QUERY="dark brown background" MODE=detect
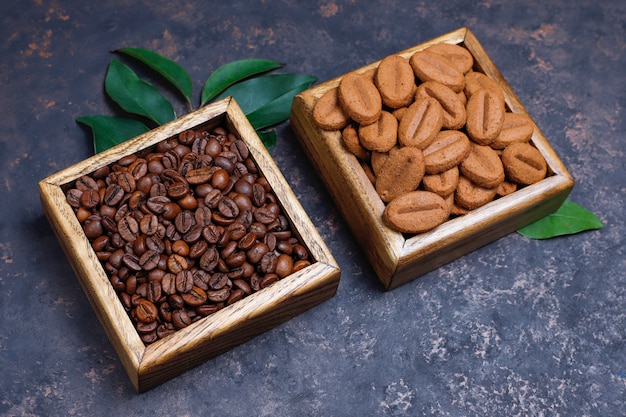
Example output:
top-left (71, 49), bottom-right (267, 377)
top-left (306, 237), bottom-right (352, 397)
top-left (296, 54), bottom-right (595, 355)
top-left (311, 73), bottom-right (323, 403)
top-left (1, 0), bottom-right (624, 415)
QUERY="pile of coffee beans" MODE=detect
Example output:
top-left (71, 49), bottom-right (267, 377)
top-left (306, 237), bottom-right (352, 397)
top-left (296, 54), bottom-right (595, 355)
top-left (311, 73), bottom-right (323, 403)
top-left (66, 125), bottom-right (312, 344)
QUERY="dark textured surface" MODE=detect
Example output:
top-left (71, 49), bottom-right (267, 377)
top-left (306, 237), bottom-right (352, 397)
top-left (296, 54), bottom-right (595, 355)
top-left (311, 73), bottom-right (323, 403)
top-left (1, 1), bottom-right (625, 415)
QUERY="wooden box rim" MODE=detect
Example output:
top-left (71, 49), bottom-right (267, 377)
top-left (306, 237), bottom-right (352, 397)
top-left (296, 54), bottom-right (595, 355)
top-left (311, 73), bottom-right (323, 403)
top-left (291, 27), bottom-right (574, 290)
top-left (39, 97), bottom-right (340, 392)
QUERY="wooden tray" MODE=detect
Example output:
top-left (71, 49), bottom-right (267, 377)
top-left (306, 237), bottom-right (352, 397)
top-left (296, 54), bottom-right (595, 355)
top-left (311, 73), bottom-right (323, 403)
top-left (39, 98), bottom-right (340, 392)
top-left (290, 27), bottom-right (574, 290)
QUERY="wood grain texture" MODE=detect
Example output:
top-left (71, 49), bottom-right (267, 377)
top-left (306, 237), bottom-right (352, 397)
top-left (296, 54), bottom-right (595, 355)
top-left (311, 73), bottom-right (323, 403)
top-left (39, 98), bottom-right (340, 392)
top-left (290, 27), bottom-right (574, 290)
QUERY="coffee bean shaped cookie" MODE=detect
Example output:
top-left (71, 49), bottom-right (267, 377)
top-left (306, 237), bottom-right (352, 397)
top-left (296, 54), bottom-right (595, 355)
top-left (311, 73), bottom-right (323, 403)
top-left (415, 81), bottom-right (466, 130)
top-left (358, 110), bottom-right (398, 152)
top-left (490, 112), bottom-right (534, 149)
top-left (312, 87), bottom-right (350, 130)
top-left (410, 50), bottom-right (465, 93)
top-left (375, 55), bottom-right (416, 109)
top-left (341, 123), bottom-right (369, 160)
top-left (466, 88), bottom-right (505, 145)
top-left (501, 142), bottom-right (547, 185)
top-left (423, 130), bottom-right (471, 174)
top-left (454, 175), bottom-right (498, 210)
top-left (338, 72), bottom-right (382, 125)
top-left (426, 43), bottom-right (474, 74)
top-left (464, 71), bottom-right (505, 103)
top-left (375, 146), bottom-right (425, 203)
top-left (459, 143), bottom-right (505, 189)
top-left (383, 190), bottom-right (449, 234)
top-left (397, 97), bottom-right (444, 149)
top-left (422, 166), bottom-right (459, 197)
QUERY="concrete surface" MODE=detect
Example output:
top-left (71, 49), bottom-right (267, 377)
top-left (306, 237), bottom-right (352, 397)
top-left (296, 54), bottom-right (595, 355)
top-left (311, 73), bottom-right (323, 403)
top-left (1, 1), bottom-right (624, 416)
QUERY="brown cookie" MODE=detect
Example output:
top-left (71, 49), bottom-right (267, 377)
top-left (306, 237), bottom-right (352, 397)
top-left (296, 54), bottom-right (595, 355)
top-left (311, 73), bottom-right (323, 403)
top-left (410, 50), bottom-right (465, 93)
top-left (397, 97), bottom-right (444, 149)
top-left (422, 166), bottom-right (459, 197)
top-left (358, 110), bottom-right (398, 152)
top-left (375, 146), bottom-right (425, 203)
top-left (422, 130), bottom-right (471, 174)
top-left (496, 180), bottom-right (518, 197)
top-left (312, 87), bottom-right (350, 130)
top-left (426, 43), bottom-right (474, 74)
top-left (490, 112), bottom-right (534, 149)
top-left (464, 71), bottom-right (505, 104)
top-left (501, 142), bottom-right (547, 185)
top-left (415, 81), bottom-right (466, 130)
top-left (459, 143), bottom-right (505, 189)
top-left (382, 190), bottom-right (449, 234)
top-left (466, 88), bottom-right (505, 145)
top-left (338, 72), bottom-right (382, 126)
top-left (375, 55), bottom-right (416, 109)
top-left (341, 123), bottom-right (369, 160)
top-left (454, 175), bottom-right (498, 210)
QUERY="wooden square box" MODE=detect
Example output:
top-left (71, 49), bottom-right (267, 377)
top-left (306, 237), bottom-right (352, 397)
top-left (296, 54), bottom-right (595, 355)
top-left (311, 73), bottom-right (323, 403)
top-left (39, 98), bottom-right (340, 392)
top-left (290, 27), bottom-right (574, 290)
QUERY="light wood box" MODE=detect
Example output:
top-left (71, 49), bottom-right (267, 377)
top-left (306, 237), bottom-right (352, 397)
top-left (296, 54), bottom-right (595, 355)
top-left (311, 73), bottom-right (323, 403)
top-left (290, 27), bottom-right (574, 290)
top-left (39, 98), bottom-right (340, 392)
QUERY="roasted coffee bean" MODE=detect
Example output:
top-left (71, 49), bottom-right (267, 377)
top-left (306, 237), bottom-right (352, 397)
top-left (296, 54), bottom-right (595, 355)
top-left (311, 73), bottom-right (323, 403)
top-left (181, 286), bottom-right (207, 307)
top-left (118, 216), bottom-right (140, 242)
top-left (189, 240), bottom-right (208, 258)
top-left (251, 183), bottom-right (266, 207)
top-left (174, 270), bottom-right (194, 294)
top-left (183, 224), bottom-right (203, 244)
top-left (201, 224), bottom-right (222, 245)
top-left (218, 196), bottom-right (239, 218)
top-left (253, 206), bottom-right (276, 224)
top-left (207, 287), bottom-right (230, 303)
top-left (259, 251), bottom-right (277, 274)
top-left (260, 273), bottom-right (279, 289)
top-left (83, 215), bottom-right (103, 239)
top-left (139, 249), bottom-right (160, 271)
top-left (135, 299), bottom-right (158, 323)
top-left (247, 242), bottom-right (269, 264)
top-left (167, 254), bottom-right (188, 274)
top-left (162, 202), bottom-right (182, 221)
top-left (199, 247), bottom-right (219, 271)
top-left (161, 273), bottom-right (177, 295)
top-left (171, 309), bottom-right (191, 329)
top-left (66, 188), bottom-right (83, 208)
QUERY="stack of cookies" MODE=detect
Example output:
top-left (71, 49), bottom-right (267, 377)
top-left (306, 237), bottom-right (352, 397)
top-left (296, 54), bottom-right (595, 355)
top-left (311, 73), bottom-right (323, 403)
top-left (311, 43), bottom-right (548, 234)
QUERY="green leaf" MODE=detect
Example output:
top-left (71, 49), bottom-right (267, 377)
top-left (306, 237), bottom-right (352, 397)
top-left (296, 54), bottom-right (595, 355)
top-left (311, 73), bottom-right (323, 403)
top-left (76, 115), bottom-right (149, 153)
top-left (246, 80), bottom-right (316, 130)
top-left (200, 59), bottom-right (283, 106)
top-left (215, 73), bottom-right (317, 115)
top-left (255, 129), bottom-right (277, 148)
top-left (517, 199), bottom-right (604, 239)
top-left (116, 47), bottom-right (193, 103)
top-left (105, 59), bottom-right (176, 125)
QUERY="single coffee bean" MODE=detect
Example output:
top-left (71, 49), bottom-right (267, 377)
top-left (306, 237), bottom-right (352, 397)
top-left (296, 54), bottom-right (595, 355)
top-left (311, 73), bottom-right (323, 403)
top-left (181, 286), bottom-right (207, 307)
top-left (139, 249), bottom-right (160, 271)
top-left (171, 309), bottom-right (191, 329)
top-left (167, 254), bottom-right (188, 274)
top-left (135, 299), bottom-right (158, 323)
top-left (175, 270), bottom-right (194, 293)
top-left (117, 216), bottom-right (140, 242)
